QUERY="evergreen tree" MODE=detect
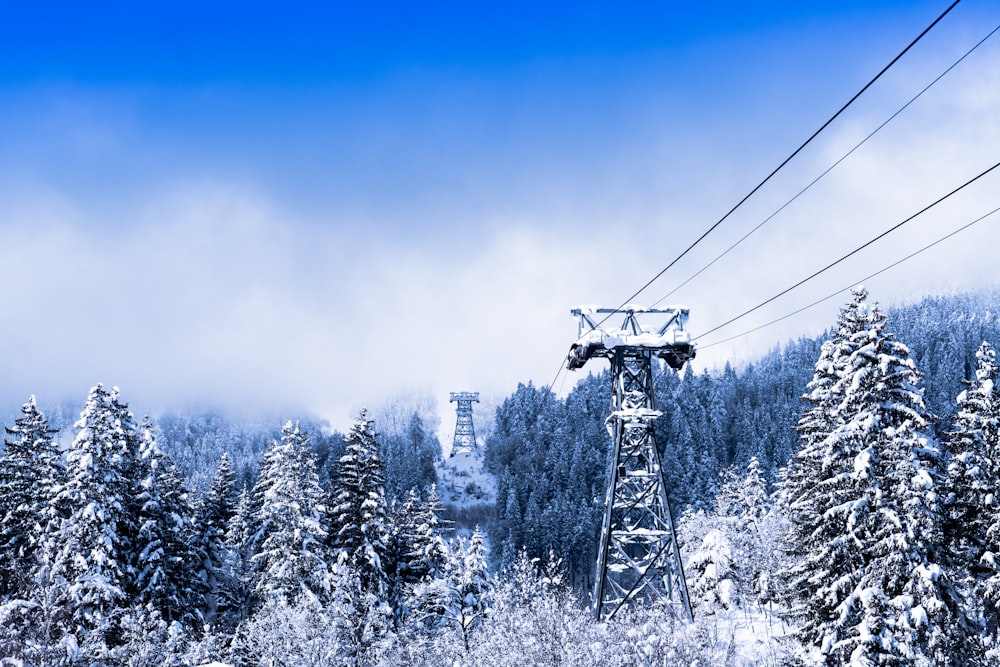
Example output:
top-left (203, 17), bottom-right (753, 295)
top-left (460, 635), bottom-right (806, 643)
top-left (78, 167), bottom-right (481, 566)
top-left (0, 539), bottom-right (74, 666)
top-left (191, 452), bottom-right (240, 627)
top-left (133, 417), bottom-right (201, 628)
top-left (407, 528), bottom-right (493, 654)
top-left (781, 292), bottom-right (870, 661)
top-left (222, 484), bottom-right (256, 632)
top-left (687, 527), bottom-right (737, 611)
top-left (715, 456), bottom-right (774, 608)
top-left (328, 409), bottom-right (389, 598)
top-left (0, 396), bottom-right (63, 598)
top-left (716, 455), bottom-right (768, 530)
top-left (951, 342), bottom-right (1000, 641)
top-left (249, 421), bottom-right (331, 604)
top-left (384, 412), bottom-right (439, 502)
top-left (384, 486), bottom-right (449, 625)
top-left (784, 289), bottom-right (974, 664)
top-left (53, 384), bottom-right (140, 647)
top-left (831, 305), bottom-right (956, 665)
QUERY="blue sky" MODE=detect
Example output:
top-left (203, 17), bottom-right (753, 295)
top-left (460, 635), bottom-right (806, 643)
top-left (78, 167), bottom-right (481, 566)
top-left (1, 1), bottom-right (998, 432)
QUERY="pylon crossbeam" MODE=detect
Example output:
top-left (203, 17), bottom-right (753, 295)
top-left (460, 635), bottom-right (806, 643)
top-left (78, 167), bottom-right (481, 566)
top-left (567, 306), bottom-right (695, 622)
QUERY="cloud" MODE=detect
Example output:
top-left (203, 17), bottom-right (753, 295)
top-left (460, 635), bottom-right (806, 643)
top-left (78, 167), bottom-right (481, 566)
top-left (1, 8), bottom-right (998, 431)
top-left (0, 177), bottom-right (614, 429)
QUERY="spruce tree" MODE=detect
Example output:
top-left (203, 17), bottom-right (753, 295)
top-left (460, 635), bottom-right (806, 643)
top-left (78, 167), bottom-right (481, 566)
top-left (384, 486), bottom-right (449, 624)
top-left (784, 289), bottom-right (975, 664)
top-left (715, 456), bottom-right (774, 608)
top-left (410, 528), bottom-right (492, 653)
top-left (404, 484), bottom-right (449, 583)
top-left (328, 409), bottom-right (389, 597)
top-left (0, 396), bottom-right (63, 598)
top-left (191, 452), bottom-right (240, 626)
top-left (222, 484), bottom-right (256, 632)
top-left (952, 342), bottom-right (1000, 641)
top-left (687, 527), bottom-right (736, 611)
top-left (249, 421), bottom-right (331, 604)
top-left (53, 385), bottom-right (139, 646)
top-left (133, 417), bottom-right (200, 628)
top-left (782, 290), bottom-right (872, 659)
top-left (831, 301), bottom-right (953, 664)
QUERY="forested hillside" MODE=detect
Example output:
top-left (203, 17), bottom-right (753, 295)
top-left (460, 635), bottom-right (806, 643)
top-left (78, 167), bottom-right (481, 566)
top-left (2, 287), bottom-right (1000, 665)
top-left (486, 288), bottom-right (1000, 593)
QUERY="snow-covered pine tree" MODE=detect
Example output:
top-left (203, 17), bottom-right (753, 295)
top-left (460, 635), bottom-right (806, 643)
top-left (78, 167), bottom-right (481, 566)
top-left (53, 384), bottom-right (140, 648)
top-left (736, 455), bottom-right (768, 529)
top-left (221, 484), bottom-right (256, 632)
top-left (384, 486), bottom-right (449, 624)
top-left (786, 288), bottom-right (976, 664)
top-left (442, 528), bottom-right (492, 652)
top-left (0, 539), bottom-right (74, 666)
top-left (407, 528), bottom-right (493, 654)
top-left (191, 451), bottom-right (240, 627)
top-left (0, 395), bottom-right (63, 598)
top-left (113, 389), bottom-right (148, 565)
top-left (328, 409), bottom-right (389, 597)
top-left (950, 342), bottom-right (1000, 641)
top-left (687, 527), bottom-right (736, 612)
top-left (781, 289), bottom-right (872, 659)
top-left (133, 417), bottom-right (201, 628)
top-left (833, 294), bottom-right (977, 665)
top-left (248, 421), bottom-right (331, 604)
top-left (383, 412), bottom-right (439, 502)
top-left (714, 456), bottom-right (777, 610)
top-left (326, 558), bottom-right (391, 667)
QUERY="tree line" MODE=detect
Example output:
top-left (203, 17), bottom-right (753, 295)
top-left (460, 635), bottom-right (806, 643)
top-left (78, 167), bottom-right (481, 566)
top-left (484, 288), bottom-right (1000, 595)
top-left (0, 389), bottom-right (473, 665)
top-left (4, 286), bottom-right (1000, 664)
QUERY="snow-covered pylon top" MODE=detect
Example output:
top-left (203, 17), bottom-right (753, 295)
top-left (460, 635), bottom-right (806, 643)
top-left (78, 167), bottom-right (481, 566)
top-left (567, 305), bottom-right (695, 371)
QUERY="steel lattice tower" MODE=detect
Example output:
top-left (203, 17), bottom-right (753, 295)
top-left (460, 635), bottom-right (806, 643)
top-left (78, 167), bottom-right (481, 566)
top-left (449, 391), bottom-right (479, 457)
top-left (566, 306), bottom-right (696, 621)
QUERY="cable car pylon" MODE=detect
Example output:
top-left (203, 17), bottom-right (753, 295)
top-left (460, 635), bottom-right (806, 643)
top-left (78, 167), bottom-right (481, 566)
top-left (566, 305), bottom-right (695, 621)
top-left (449, 391), bottom-right (480, 457)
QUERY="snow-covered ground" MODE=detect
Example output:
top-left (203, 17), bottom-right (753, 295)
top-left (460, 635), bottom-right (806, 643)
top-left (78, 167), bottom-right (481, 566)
top-left (436, 447), bottom-right (495, 509)
top-left (714, 607), bottom-right (795, 666)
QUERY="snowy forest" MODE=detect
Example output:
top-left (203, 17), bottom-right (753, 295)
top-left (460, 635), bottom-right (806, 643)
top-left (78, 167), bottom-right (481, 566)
top-left (4, 287), bottom-right (1000, 665)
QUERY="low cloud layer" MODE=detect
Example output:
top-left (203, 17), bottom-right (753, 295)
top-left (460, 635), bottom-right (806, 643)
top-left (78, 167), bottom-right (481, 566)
top-left (1, 5), bottom-right (998, 430)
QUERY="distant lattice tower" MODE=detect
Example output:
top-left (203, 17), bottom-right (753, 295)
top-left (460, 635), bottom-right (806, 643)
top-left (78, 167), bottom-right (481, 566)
top-left (449, 391), bottom-right (480, 457)
top-left (567, 306), bottom-right (696, 621)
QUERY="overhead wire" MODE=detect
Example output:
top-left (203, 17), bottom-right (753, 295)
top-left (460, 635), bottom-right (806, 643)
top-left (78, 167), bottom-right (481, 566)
top-left (545, 0), bottom-right (964, 393)
top-left (696, 204), bottom-right (1000, 350)
top-left (650, 19), bottom-right (1000, 309)
top-left (694, 159), bottom-right (1000, 342)
top-left (592, 0), bottom-right (962, 327)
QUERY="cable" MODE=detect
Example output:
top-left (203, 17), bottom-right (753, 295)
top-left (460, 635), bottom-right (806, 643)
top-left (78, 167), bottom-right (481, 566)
top-left (552, 351), bottom-right (574, 396)
top-left (694, 159), bottom-right (1000, 341)
top-left (650, 20), bottom-right (1000, 309)
top-left (550, 0), bottom-right (964, 391)
top-left (696, 204), bottom-right (1000, 350)
top-left (594, 0), bottom-right (963, 326)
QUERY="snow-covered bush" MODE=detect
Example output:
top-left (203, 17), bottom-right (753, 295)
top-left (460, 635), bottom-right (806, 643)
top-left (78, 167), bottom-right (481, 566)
top-left (228, 596), bottom-right (341, 667)
top-left (688, 528), bottom-right (737, 612)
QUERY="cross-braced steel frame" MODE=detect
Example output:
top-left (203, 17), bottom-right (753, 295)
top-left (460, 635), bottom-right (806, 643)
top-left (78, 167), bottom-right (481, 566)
top-left (566, 307), bottom-right (694, 621)
top-left (449, 391), bottom-right (479, 456)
